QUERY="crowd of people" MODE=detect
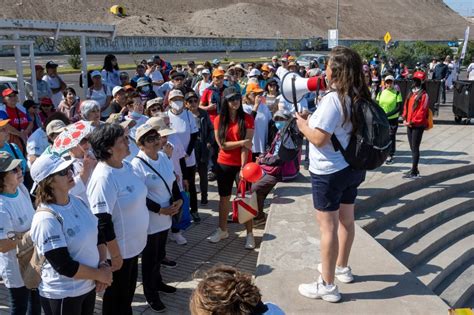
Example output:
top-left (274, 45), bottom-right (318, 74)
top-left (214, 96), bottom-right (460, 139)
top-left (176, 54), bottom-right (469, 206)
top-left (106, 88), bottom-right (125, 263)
top-left (0, 46), bottom-right (461, 314)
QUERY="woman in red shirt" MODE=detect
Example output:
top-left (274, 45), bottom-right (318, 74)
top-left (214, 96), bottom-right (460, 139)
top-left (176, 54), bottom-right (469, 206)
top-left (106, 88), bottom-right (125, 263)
top-left (402, 71), bottom-right (429, 179)
top-left (207, 87), bottom-right (256, 249)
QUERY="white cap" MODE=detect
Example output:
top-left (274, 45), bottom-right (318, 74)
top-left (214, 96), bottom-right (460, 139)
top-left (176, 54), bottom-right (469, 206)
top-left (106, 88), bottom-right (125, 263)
top-left (169, 89), bottom-right (184, 100)
top-left (30, 154), bottom-right (74, 193)
top-left (46, 120), bottom-right (66, 136)
top-left (384, 75), bottom-right (395, 82)
top-left (201, 69), bottom-right (211, 75)
top-left (90, 70), bottom-right (102, 78)
top-left (248, 69), bottom-right (261, 78)
top-left (112, 86), bottom-right (124, 97)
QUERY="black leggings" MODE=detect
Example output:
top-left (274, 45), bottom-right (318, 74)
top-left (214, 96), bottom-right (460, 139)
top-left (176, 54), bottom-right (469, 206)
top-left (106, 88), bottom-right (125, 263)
top-left (142, 230), bottom-right (168, 303)
top-left (184, 165), bottom-right (198, 213)
top-left (102, 256), bottom-right (138, 315)
top-left (40, 289), bottom-right (96, 315)
top-left (407, 126), bottom-right (424, 173)
top-left (388, 118), bottom-right (399, 157)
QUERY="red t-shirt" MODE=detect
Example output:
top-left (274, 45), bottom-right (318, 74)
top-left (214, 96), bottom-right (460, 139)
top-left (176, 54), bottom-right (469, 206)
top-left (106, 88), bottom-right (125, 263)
top-left (5, 105), bottom-right (30, 131)
top-left (214, 114), bottom-right (254, 167)
top-left (200, 87), bottom-right (221, 124)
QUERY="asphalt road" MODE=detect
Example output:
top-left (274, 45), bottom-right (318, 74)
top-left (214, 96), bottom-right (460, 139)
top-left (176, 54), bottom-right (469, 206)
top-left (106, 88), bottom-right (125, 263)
top-left (0, 50), bottom-right (322, 71)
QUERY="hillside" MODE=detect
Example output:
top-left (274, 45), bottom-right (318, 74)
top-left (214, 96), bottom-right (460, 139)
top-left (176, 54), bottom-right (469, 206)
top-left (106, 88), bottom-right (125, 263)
top-left (1, 0), bottom-right (473, 40)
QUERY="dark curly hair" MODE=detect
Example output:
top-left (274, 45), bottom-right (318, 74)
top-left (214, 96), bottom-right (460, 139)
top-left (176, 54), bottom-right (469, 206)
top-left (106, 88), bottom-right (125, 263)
top-left (88, 123), bottom-right (124, 161)
top-left (190, 265), bottom-right (263, 315)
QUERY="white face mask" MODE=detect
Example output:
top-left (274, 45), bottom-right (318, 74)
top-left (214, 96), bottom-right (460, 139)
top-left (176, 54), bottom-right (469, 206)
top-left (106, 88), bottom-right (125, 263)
top-left (170, 100), bottom-right (184, 111)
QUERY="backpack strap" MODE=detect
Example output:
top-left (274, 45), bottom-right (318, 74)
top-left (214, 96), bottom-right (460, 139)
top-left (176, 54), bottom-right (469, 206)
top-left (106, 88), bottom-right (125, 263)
top-left (331, 134), bottom-right (344, 153)
top-left (36, 207), bottom-right (64, 227)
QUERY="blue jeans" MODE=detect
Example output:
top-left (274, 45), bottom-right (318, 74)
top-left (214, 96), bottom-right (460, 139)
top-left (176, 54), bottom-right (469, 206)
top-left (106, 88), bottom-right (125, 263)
top-left (8, 287), bottom-right (41, 315)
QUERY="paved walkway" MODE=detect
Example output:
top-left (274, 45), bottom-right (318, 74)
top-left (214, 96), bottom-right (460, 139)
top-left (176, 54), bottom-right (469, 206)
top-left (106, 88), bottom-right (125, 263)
top-left (1, 96), bottom-right (472, 314)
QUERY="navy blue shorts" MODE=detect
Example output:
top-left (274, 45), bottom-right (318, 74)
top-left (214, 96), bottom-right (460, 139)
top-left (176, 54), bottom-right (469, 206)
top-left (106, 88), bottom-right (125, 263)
top-left (310, 167), bottom-right (366, 211)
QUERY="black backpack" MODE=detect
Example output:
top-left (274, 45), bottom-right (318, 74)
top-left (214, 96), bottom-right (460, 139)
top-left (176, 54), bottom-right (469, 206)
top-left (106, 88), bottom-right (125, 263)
top-left (278, 117), bottom-right (303, 162)
top-left (331, 98), bottom-right (391, 170)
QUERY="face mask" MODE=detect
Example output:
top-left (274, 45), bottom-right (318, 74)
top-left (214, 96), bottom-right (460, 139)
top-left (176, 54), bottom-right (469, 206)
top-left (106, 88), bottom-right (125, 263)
top-left (275, 121), bottom-right (285, 130)
top-left (131, 111), bottom-right (141, 119)
top-left (141, 86), bottom-right (150, 93)
top-left (170, 100), bottom-right (184, 111)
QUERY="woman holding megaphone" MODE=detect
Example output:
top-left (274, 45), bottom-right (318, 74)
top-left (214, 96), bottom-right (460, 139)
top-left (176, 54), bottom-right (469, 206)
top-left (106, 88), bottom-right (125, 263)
top-left (295, 46), bottom-right (367, 303)
top-left (206, 87), bottom-right (257, 250)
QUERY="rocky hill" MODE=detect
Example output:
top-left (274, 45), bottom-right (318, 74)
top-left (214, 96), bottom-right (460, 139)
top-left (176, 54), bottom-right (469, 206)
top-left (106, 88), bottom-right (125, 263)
top-left (1, 0), bottom-right (473, 40)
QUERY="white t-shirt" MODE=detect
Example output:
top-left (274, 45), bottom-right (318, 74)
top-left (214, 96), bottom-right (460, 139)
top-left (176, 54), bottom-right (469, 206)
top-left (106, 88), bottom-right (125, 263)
top-left (276, 67), bottom-right (288, 80)
top-left (86, 86), bottom-right (112, 118)
top-left (87, 161), bottom-right (149, 259)
top-left (277, 95), bottom-right (309, 114)
top-left (168, 109), bottom-right (198, 167)
top-left (467, 63), bottom-right (474, 81)
top-left (124, 115), bottom-right (148, 163)
top-left (156, 81), bottom-right (173, 98)
top-left (101, 69), bottom-right (121, 89)
top-left (166, 134), bottom-right (186, 187)
top-left (27, 128), bottom-right (49, 158)
top-left (42, 75), bottom-right (63, 108)
top-left (150, 70), bottom-right (164, 95)
top-left (0, 185), bottom-right (35, 288)
top-left (30, 196), bottom-right (98, 299)
top-left (308, 91), bottom-right (351, 175)
top-left (131, 151), bottom-right (174, 234)
top-left (69, 157), bottom-right (94, 207)
top-left (243, 103), bottom-right (272, 153)
top-left (193, 80), bottom-right (211, 98)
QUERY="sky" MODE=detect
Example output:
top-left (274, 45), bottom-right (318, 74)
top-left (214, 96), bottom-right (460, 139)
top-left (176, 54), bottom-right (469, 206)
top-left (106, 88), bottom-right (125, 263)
top-left (444, 0), bottom-right (474, 16)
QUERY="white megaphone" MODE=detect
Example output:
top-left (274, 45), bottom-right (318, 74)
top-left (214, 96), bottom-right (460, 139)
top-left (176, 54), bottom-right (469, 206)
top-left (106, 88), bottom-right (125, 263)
top-left (281, 71), bottom-right (321, 111)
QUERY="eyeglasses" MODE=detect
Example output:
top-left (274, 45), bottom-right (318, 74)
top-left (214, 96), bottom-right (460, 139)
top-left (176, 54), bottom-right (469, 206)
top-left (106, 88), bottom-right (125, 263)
top-left (144, 134), bottom-right (161, 143)
top-left (227, 96), bottom-right (241, 102)
top-left (54, 166), bottom-right (72, 177)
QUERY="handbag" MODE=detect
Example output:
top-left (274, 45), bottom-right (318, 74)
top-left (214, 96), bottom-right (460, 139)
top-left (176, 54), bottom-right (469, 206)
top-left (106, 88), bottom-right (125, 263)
top-left (136, 156), bottom-right (183, 225)
top-left (232, 180), bottom-right (258, 224)
top-left (15, 207), bottom-right (63, 289)
top-left (426, 109), bottom-right (434, 130)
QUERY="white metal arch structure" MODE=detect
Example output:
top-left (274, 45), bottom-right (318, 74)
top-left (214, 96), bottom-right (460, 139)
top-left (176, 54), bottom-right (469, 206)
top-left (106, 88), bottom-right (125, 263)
top-left (0, 19), bottom-right (116, 100)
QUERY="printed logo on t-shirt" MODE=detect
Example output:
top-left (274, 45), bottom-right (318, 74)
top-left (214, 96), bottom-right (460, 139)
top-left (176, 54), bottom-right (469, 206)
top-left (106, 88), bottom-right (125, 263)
top-left (17, 215), bottom-right (27, 226)
top-left (151, 174), bottom-right (158, 180)
top-left (93, 201), bottom-right (107, 210)
top-left (43, 235), bottom-right (61, 245)
top-left (66, 225), bottom-right (81, 238)
top-left (126, 185), bottom-right (134, 193)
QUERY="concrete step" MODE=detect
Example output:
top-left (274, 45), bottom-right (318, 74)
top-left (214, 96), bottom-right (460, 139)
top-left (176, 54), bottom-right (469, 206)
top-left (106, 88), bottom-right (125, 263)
top-left (394, 211), bottom-right (474, 269)
top-left (359, 173), bottom-right (474, 236)
top-left (437, 262), bottom-right (474, 308)
top-left (413, 235), bottom-right (474, 291)
top-left (356, 163), bottom-right (474, 216)
top-left (374, 192), bottom-right (474, 252)
top-left (255, 173), bottom-right (449, 314)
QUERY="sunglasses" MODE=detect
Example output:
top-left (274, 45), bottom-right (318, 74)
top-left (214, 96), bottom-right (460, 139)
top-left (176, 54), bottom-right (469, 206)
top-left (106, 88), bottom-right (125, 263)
top-left (187, 98), bottom-right (199, 104)
top-left (144, 134), bottom-right (161, 143)
top-left (54, 165), bottom-right (72, 177)
top-left (227, 96), bottom-right (241, 102)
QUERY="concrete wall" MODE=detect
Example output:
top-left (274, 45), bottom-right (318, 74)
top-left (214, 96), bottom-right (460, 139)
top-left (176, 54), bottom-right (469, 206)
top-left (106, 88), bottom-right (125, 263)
top-left (0, 35), bottom-right (449, 56)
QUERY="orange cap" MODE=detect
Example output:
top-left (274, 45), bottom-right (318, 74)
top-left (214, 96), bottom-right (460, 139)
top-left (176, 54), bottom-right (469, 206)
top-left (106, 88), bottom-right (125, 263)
top-left (0, 119), bottom-right (10, 127)
top-left (246, 82), bottom-right (264, 94)
top-left (288, 56), bottom-right (296, 61)
top-left (261, 65), bottom-right (270, 72)
top-left (212, 69), bottom-right (225, 78)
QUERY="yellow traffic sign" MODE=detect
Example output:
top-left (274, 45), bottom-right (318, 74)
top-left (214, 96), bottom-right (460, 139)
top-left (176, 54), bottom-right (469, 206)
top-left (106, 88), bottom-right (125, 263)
top-left (384, 32), bottom-right (392, 44)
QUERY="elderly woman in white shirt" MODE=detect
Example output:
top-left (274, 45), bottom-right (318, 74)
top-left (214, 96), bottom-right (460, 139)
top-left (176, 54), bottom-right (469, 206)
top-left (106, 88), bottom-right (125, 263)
top-left (29, 153), bottom-right (112, 315)
top-left (131, 118), bottom-right (182, 312)
top-left (87, 123), bottom-right (149, 315)
top-left (0, 152), bottom-right (41, 315)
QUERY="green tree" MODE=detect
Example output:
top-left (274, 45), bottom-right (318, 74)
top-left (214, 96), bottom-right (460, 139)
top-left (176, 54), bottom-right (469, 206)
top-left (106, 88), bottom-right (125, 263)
top-left (56, 37), bottom-right (81, 69)
top-left (350, 42), bottom-right (383, 62)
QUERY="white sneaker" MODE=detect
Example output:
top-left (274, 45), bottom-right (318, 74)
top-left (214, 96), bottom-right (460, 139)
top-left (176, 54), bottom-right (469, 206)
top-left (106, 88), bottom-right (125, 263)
top-left (207, 228), bottom-right (229, 243)
top-left (245, 233), bottom-right (255, 249)
top-left (317, 263), bottom-right (354, 283)
top-left (170, 231), bottom-right (187, 245)
top-left (298, 276), bottom-right (341, 302)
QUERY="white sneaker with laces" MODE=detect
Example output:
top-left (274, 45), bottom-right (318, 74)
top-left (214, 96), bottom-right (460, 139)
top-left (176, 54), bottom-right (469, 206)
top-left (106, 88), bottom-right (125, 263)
top-left (207, 228), bottom-right (229, 243)
top-left (298, 276), bottom-right (341, 302)
top-left (317, 263), bottom-right (354, 283)
top-left (170, 231), bottom-right (187, 245)
top-left (245, 233), bottom-right (255, 249)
